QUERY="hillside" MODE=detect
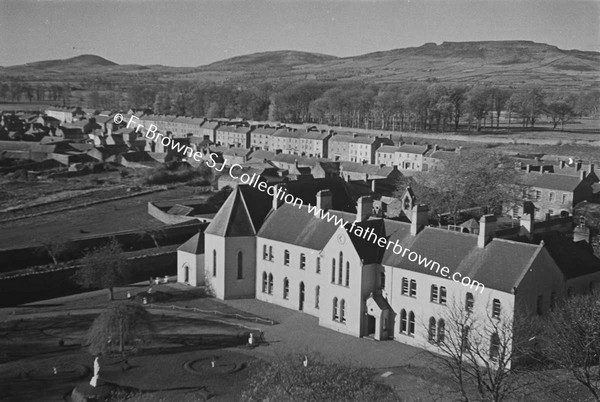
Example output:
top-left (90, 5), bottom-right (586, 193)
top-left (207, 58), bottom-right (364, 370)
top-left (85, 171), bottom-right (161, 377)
top-left (1, 41), bottom-right (598, 91)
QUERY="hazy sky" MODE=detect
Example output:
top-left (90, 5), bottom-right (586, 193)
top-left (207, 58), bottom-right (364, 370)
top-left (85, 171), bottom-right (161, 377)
top-left (1, 0), bottom-right (598, 67)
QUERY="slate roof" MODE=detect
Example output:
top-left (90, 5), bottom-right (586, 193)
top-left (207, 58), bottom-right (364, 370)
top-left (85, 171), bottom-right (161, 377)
top-left (538, 233), bottom-right (600, 279)
top-left (330, 134), bottom-right (380, 144)
top-left (178, 232), bottom-right (205, 254)
top-left (340, 161), bottom-right (397, 177)
top-left (518, 172), bottom-right (583, 192)
top-left (398, 144), bottom-right (428, 154)
top-left (223, 147), bottom-right (252, 157)
top-left (377, 146), bottom-right (401, 154)
top-left (428, 150), bottom-right (458, 160)
top-left (217, 125), bottom-right (252, 134)
top-left (204, 186), bottom-right (256, 237)
top-left (273, 129), bottom-right (330, 140)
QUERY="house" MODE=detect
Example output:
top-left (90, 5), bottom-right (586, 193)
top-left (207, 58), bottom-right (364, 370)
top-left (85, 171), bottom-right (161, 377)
top-left (423, 148), bottom-right (460, 172)
top-left (339, 161), bottom-right (402, 182)
top-left (375, 145), bottom-right (401, 167)
top-left (178, 184), bottom-right (600, 359)
top-left (269, 128), bottom-right (331, 158)
top-left (250, 126), bottom-right (279, 151)
top-left (328, 132), bottom-right (393, 164)
top-left (215, 125), bottom-right (253, 148)
top-left (395, 144), bottom-right (429, 171)
top-left (199, 120), bottom-right (221, 142)
top-left (45, 107), bottom-right (76, 123)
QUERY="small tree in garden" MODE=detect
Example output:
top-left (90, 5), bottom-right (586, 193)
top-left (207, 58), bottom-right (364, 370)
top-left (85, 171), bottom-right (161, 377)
top-left (88, 301), bottom-right (154, 355)
top-left (73, 238), bottom-right (129, 301)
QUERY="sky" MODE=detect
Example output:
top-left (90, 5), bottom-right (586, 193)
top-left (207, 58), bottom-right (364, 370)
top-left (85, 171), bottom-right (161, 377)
top-left (0, 0), bottom-right (599, 67)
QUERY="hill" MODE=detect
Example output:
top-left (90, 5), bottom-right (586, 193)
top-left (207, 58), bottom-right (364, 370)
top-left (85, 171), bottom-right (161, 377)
top-left (1, 41), bottom-right (598, 92)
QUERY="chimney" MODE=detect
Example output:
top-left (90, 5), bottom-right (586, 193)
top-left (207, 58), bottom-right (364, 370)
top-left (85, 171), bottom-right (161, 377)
top-left (295, 159), bottom-right (299, 169)
top-left (589, 163), bottom-right (595, 174)
top-left (316, 189), bottom-right (333, 212)
top-left (356, 196), bottom-right (373, 222)
top-left (526, 164), bottom-right (532, 173)
top-left (477, 214), bottom-right (497, 248)
top-left (410, 204), bottom-right (429, 236)
top-left (433, 144), bottom-right (439, 151)
top-left (520, 211), bottom-right (534, 235)
top-left (371, 179), bottom-right (377, 192)
top-left (580, 170), bottom-right (587, 180)
top-left (559, 160), bottom-right (565, 169)
top-left (272, 185), bottom-right (284, 210)
top-left (389, 134), bottom-right (392, 140)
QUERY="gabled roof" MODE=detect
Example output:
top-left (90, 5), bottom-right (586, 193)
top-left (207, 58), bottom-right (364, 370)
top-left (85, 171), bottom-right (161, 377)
top-left (398, 144), bottom-right (428, 154)
top-left (377, 145), bottom-right (401, 154)
top-left (178, 232), bottom-right (205, 254)
top-left (428, 150), bottom-right (458, 160)
top-left (518, 172), bottom-right (584, 192)
top-left (538, 233), bottom-right (600, 279)
top-left (340, 161), bottom-right (398, 177)
top-left (217, 125), bottom-right (252, 134)
top-left (330, 134), bottom-right (381, 144)
top-left (204, 186), bottom-right (256, 237)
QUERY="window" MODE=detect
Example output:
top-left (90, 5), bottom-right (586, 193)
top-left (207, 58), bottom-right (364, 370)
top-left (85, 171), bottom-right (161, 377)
top-left (466, 293), bottom-right (474, 312)
top-left (262, 245), bottom-right (268, 260)
top-left (284, 250), bottom-right (290, 266)
top-left (512, 206), bottom-right (519, 219)
top-left (536, 295), bottom-right (543, 315)
top-left (408, 311), bottom-right (415, 335)
top-left (401, 278), bottom-right (409, 295)
top-left (437, 319), bottom-right (445, 343)
top-left (212, 250), bottom-right (217, 277)
top-left (262, 272), bottom-right (267, 293)
top-left (430, 285), bottom-right (438, 302)
top-left (428, 317), bottom-right (437, 343)
top-left (440, 287), bottom-right (447, 305)
top-left (345, 262), bottom-right (350, 287)
top-left (236, 251), bottom-right (243, 279)
top-left (489, 332), bottom-right (500, 360)
top-left (268, 273), bottom-right (273, 295)
top-left (268, 246), bottom-right (273, 261)
top-left (380, 271), bottom-right (385, 289)
top-left (315, 286), bottom-right (320, 309)
top-left (492, 299), bottom-right (501, 318)
top-left (561, 194), bottom-right (567, 204)
top-left (331, 259), bottom-right (336, 283)
top-left (283, 278), bottom-right (289, 299)
top-left (332, 297), bottom-right (339, 321)
top-left (409, 280), bottom-right (417, 297)
top-left (549, 192), bottom-right (555, 202)
top-left (400, 309), bottom-right (407, 333)
top-left (316, 257), bottom-right (321, 274)
top-left (338, 252), bottom-right (343, 285)
top-left (300, 253), bottom-right (306, 270)
top-left (461, 325), bottom-right (470, 351)
top-left (340, 299), bottom-right (346, 323)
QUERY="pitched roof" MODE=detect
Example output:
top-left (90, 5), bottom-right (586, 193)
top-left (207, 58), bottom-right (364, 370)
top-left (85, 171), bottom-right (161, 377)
top-left (538, 233), bottom-right (600, 279)
top-left (428, 150), bottom-right (458, 160)
top-left (398, 144), bottom-right (428, 154)
top-left (330, 134), bottom-right (381, 144)
top-left (340, 161), bottom-right (397, 177)
top-left (217, 125), bottom-right (252, 134)
top-left (204, 186), bottom-right (257, 237)
top-left (178, 232), bottom-right (205, 254)
top-left (377, 145), bottom-right (401, 154)
top-left (518, 172), bottom-right (583, 192)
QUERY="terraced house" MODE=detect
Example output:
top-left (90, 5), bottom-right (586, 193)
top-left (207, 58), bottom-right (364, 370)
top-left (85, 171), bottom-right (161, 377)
top-left (269, 128), bottom-right (331, 158)
top-left (329, 132), bottom-right (393, 164)
top-left (177, 185), bottom-right (600, 357)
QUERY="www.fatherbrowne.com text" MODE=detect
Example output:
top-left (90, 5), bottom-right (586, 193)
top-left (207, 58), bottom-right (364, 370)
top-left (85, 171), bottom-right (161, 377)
top-left (117, 113), bottom-right (485, 293)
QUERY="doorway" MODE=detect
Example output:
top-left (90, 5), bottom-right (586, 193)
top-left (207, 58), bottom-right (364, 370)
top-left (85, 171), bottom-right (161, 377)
top-left (367, 315), bottom-right (376, 336)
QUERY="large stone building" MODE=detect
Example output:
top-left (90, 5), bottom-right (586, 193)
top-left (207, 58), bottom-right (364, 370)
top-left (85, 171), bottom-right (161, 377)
top-left (178, 185), bottom-right (600, 356)
top-left (329, 133), bottom-right (393, 164)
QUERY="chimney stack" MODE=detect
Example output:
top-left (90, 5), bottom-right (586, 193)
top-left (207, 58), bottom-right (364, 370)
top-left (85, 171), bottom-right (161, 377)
top-left (371, 179), bottom-right (377, 192)
top-left (357, 196), bottom-right (373, 222)
top-left (272, 185), bottom-right (284, 210)
top-left (433, 144), bottom-right (439, 151)
top-left (581, 170), bottom-right (587, 180)
top-left (410, 205), bottom-right (429, 236)
top-left (559, 160), bottom-right (565, 169)
top-left (316, 189), bottom-right (332, 212)
top-left (520, 211), bottom-right (534, 236)
top-left (477, 215), bottom-right (497, 248)
top-left (589, 163), bottom-right (595, 174)
top-left (526, 164), bottom-right (532, 173)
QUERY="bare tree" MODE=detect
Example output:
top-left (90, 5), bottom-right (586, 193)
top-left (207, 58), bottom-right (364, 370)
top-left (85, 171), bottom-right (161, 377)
top-left (88, 301), bottom-right (154, 355)
top-left (38, 236), bottom-right (72, 266)
top-left (72, 238), bottom-right (129, 301)
top-left (430, 299), bottom-right (542, 401)
top-left (542, 293), bottom-right (600, 401)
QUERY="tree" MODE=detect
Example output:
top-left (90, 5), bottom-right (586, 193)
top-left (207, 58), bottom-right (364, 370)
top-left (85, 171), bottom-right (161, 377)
top-left (432, 299), bottom-right (542, 401)
top-left (405, 151), bottom-right (520, 222)
top-left (545, 94), bottom-right (576, 130)
top-left (542, 293), bottom-right (600, 400)
top-left (73, 239), bottom-right (129, 301)
top-left (37, 236), bottom-right (72, 265)
top-left (241, 352), bottom-right (399, 401)
top-left (88, 301), bottom-right (154, 355)
top-left (466, 85), bottom-right (493, 131)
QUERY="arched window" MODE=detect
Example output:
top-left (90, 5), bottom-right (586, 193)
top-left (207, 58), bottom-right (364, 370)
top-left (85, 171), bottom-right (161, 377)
top-left (440, 287), bottom-right (447, 305)
top-left (401, 278), bottom-right (409, 295)
top-left (408, 311), bottom-right (415, 335)
top-left (338, 252), bottom-right (343, 285)
top-left (284, 250), bottom-right (290, 266)
top-left (466, 292), bottom-right (474, 312)
top-left (345, 262), bottom-right (350, 287)
top-left (315, 286), bottom-right (320, 309)
top-left (262, 272), bottom-right (267, 293)
top-left (316, 257), bottom-right (321, 274)
top-left (212, 250), bottom-right (217, 277)
top-left (332, 297), bottom-right (339, 321)
top-left (283, 277), bottom-right (289, 299)
top-left (331, 258), bottom-right (336, 283)
top-left (437, 319), bottom-right (445, 343)
top-left (237, 251), bottom-right (243, 280)
top-left (492, 299), bottom-right (501, 318)
top-left (340, 299), bottom-right (346, 323)
top-left (428, 317), bottom-right (437, 343)
top-left (400, 309), bottom-right (407, 333)
top-left (489, 332), bottom-right (500, 360)
top-left (268, 273), bottom-right (273, 295)
top-left (409, 280), bottom-right (417, 297)
top-left (430, 285), bottom-right (438, 302)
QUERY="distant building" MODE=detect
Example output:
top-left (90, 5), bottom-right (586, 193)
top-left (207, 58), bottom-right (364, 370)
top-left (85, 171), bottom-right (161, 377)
top-left (329, 132), bottom-right (393, 164)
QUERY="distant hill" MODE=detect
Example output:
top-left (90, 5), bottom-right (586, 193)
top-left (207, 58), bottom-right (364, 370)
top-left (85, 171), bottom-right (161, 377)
top-left (9, 54), bottom-right (118, 70)
top-left (2, 41), bottom-right (598, 92)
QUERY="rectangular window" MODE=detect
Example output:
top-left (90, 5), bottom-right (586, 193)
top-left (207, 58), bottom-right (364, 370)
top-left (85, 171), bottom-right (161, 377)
top-left (409, 280), bottom-right (417, 297)
top-left (284, 250), bottom-right (290, 266)
top-left (316, 257), bottom-right (321, 274)
top-left (430, 285), bottom-right (438, 302)
top-left (300, 254), bottom-right (306, 270)
top-left (492, 299), bottom-right (501, 318)
top-left (268, 246), bottom-right (273, 261)
top-left (262, 245), bottom-right (268, 260)
top-left (549, 192), bottom-right (555, 202)
top-left (401, 278), bottom-right (409, 295)
top-left (535, 190), bottom-right (541, 201)
top-left (562, 194), bottom-right (567, 204)
top-left (440, 287), bottom-right (447, 305)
